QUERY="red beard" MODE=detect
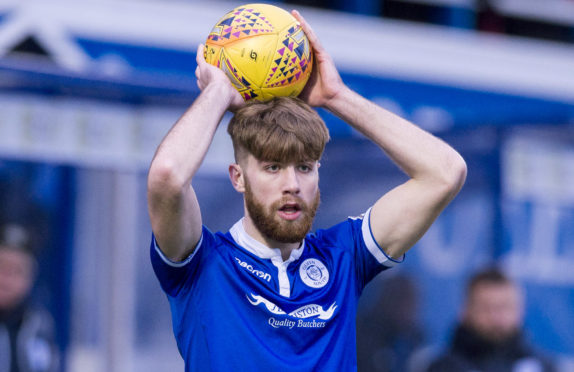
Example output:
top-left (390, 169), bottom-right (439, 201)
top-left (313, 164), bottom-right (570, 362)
top-left (244, 181), bottom-right (320, 244)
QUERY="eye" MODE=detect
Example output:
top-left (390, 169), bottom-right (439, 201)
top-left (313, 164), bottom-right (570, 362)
top-left (265, 164), bottom-right (280, 172)
top-left (297, 163), bottom-right (313, 173)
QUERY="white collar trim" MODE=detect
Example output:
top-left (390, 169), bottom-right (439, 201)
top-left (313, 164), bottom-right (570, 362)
top-left (229, 218), bottom-right (305, 262)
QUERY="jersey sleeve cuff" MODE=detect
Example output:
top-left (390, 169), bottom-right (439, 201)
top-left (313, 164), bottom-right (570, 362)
top-left (361, 207), bottom-right (405, 267)
top-left (153, 233), bottom-right (203, 268)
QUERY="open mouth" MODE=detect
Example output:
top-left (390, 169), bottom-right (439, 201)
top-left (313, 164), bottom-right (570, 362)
top-left (280, 203), bottom-right (301, 213)
top-left (278, 203), bottom-right (302, 219)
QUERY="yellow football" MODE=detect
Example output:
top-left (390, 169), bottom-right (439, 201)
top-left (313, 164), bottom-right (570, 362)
top-left (204, 3), bottom-right (313, 102)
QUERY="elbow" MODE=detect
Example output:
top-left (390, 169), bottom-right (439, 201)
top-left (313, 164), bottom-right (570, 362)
top-left (147, 161), bottom-right (188, 201)
top-left (424, 150), bottom-right (467, 203)
top-left (442, 152), bottom-right (467, 198)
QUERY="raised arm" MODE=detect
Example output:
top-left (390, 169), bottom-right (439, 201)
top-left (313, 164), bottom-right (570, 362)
top-left (147, 44), bottom-right (243, 261)
top-left (329, 90), bottom-right (466, 259)
top-left (293, 11), bottom-right (467, 259)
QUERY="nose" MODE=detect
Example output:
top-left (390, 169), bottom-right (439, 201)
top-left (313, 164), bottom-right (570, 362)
top-left (281, 166), bottom-right (300, 195)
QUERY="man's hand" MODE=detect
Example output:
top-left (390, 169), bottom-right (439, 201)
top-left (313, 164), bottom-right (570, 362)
top-left (195, 44), bottom-right (244, 111)
top-left (292, 10), bottom-right (346, 108)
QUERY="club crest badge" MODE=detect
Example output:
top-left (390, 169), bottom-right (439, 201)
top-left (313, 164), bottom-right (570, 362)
top-left (299, 258), bottom-right (329, 288)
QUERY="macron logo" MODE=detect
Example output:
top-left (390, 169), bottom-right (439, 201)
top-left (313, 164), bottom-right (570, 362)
top-left (235, 257), bottom-right (272, 282)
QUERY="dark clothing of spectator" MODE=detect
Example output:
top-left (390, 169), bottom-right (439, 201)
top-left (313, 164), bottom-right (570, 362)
top-left (427, 324), bottom-right (556, 372)
top-left (0, 303), bottom-right (59, 372)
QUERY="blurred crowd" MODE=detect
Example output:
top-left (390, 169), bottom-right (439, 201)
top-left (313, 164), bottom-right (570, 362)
top-left (356, 268), bottom-right (558, 372)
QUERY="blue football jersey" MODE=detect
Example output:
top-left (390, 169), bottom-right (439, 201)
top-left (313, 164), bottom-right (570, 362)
top-left (150, 208), bottom-right (403, 371)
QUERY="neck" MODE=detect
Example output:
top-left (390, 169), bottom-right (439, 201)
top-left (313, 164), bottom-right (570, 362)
top-left (242, 217), bottom-right (301, 261)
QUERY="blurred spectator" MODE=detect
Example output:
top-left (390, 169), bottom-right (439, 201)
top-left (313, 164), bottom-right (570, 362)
top-left (0, 224), bottom-right (59, 372)
top-left (357, 274), bottom-right (425, 372)
top-left (425, 267), bottom-right (556, 372)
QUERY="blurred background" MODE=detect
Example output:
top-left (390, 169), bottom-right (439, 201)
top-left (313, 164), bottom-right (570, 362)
top-left (0, 0), bottom-right (572, 371)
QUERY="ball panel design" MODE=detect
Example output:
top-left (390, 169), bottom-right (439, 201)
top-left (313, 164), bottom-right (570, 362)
top-left (206, 4), bottom-right (283, 45)
top-left (217, 48), bottom-right (262, 101)
top-left (263, 24), bottom-right (312, 90)
top-left (223, 35), bottom-right (277, 87)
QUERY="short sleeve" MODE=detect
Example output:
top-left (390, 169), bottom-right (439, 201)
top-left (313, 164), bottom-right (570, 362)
top-left (318, 207), bottom-right (405, 293)
top-left (150, 226), bottom-right (216, 297)
top-left (360, 207), bottom-right (405, 267)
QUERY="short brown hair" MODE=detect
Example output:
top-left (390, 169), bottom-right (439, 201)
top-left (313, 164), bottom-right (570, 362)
top-left (227, 97), bottom-right (330, 163)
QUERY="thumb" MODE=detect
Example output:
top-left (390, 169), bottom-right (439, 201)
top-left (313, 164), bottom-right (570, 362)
top-left (196, 44), bottom-right (207, 66)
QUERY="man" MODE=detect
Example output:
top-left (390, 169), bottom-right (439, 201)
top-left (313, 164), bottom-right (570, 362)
top-left (147, 10), bottom-right (467, 371)
top-left (426, 268), bottom-right (556, 372)
top-left (0, 224), bottom-right (59, 372)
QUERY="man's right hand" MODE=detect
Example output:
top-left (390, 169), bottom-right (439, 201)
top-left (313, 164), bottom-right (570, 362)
top-left (196, 44), bottom-right (245, 111)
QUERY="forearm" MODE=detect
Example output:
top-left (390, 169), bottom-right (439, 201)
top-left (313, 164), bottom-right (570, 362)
top-left (149, 83), bottom-right (232, 188)
top-left (325, 87), bottom-right (466, 187)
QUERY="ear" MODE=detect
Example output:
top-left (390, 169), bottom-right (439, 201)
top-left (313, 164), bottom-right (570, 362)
top-left (229, 163), bottom-right (245, 193)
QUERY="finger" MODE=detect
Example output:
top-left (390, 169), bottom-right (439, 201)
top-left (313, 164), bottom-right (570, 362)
top-left (196, 43), bottom-right (206, 66)
top-left (195, 66), bottom-right (200, 80)
top-left (291, 10), bottom-right (324, 52)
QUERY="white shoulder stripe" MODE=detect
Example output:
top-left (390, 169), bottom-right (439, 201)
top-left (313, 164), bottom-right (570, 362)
top-left (361, 207), bottom-right (404, 267)
top-left (154, 233), bottom-right (203, 268)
